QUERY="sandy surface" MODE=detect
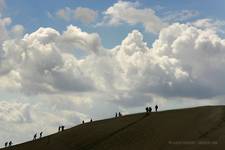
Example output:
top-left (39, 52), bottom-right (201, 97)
top-left (1, 106), bottom-right (225, 150)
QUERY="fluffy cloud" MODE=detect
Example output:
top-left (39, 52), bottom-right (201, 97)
top-left (0, 26), bottom-right (100, 95)
top-left (56, 7), bottom-right (97, 24)
top-left (0, 101), bottom-right (32, 123)
top-left (100, 1), bottom-right (165, 33)
top-left (59, 25), bottom-right (102, 54)
top-left (192, 19), bottom-right (225, 33)
top-left (2, 22), bottom-right (225, 104)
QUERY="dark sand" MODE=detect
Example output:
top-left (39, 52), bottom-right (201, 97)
top-left (2, 106), bottom-right (225, 150)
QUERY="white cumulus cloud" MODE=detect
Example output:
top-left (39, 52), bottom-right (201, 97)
top-left (100, 1), bottom-right (166, 33)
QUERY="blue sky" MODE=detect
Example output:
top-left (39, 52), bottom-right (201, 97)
top-left (0, 0), bottom-right (225, 146)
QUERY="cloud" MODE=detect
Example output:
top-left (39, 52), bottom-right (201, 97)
top-left (59, 25), bottom-right (102, 54)
top-left (0, 101), bottom-right (32, 123)
top-left (55, 7), bottom-right (97, 24)
top-left (2, 22), bottom-right (225, 105)
top-left (1, 26), bottom-right (98, 95)
top-left (10, 24), bottom-right (25, 38)
top-left (74, 7), bottom-right (98, 24)
top-left (192, 18), bottom-right (225, 33)
top-left (100, 1), bottom-right (166, 33)
top-left (163, 10), bottom-right (199, 22)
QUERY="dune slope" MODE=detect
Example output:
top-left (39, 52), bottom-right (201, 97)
top-left (2, 106), bottom-right (225, 150)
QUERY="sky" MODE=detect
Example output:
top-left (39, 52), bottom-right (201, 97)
top-left (0, 0), bottom-right (225, 146)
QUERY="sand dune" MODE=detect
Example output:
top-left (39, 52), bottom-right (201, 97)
top-left (2, 106), bottom-right (225, 150)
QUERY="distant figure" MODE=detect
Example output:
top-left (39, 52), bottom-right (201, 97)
top-left (115, 112), bottom-right (118, 118)
top-left (146, 107), bottom-right (149, 113)
top-left (61, 126), bottom-right (65, 131)
top-left (90, 119), bottom-right (93, 122)
top-left (8, 141), bottom-right (12, 146)
top-left (58, 126), bottom-right (61, 132)
top-left (33, 133), bottom-right (37, 140)
top-left (40, 132), bottom-right (43, 138)
top-left (155, 105), bottom-right (158, 112)
top-left (5, 142), bottom-right (8, 147)
top-left (118, 112), bottom-right (122, 117)
top-left (82, 120), bottom-right (85, 124)
top-left (148, 107), bottom-right (152, 112)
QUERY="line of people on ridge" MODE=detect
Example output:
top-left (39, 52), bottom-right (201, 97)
top-left (4, 105), bottom-right (159, 147)
top-left (4, 141), bottom-right (12, 148)
top-left (146, 105), bottom-right (158, 113)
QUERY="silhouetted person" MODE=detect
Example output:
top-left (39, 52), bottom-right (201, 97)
top-left (40, 132), bottom-right (43, 138)
top-left (33, 133), bottom-right (37, 140)
top-left (148, 107), bottom-right (152, 112)
top-left (5, 142), bottom-right (8, 147)
top-left (115, 113), bottom-right (118, 118)
top-left (61, 126), bottom-right (65, 131)
top-left (119, 112), bottom-right (122, 117)
top-left (58, 126), bottom-right (61, 132)
top-left (9, 141), bottom-right (12, 146)
top-left (90, 119), bottom-right (93, 122)
top-left (146, 107), bottom-right (149, 113)
top-left (155, 105), bottom-right (158, 112)
top-left (82, 120), bottom-right (85, 124)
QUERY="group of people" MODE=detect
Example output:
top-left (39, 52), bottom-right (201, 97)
top-left (33, 132), bottom-right (43, 140)
top-left (3, 105), bottom-right (160, 148)
top-left (58, 126), bottom-right (65, 132)
top-left (4, 141), bottom-right (12, 147)
top-left (115, 112), bottom-right (122, 118)
top-left (146, 105), bottom-right (158, 113)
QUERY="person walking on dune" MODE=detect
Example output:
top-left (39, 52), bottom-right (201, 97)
top-left (5, 142), bottom-right (8, 147)
top-left (155, 105), bottom-right (158, 112)
top-left (40, 132), bottom-right (43, 138)
top-left (149, 107), bottom-right (152, 112)
top-left (146, 107), bottom-right (149, 113)
top-left (33, 133), bottom-right (37, 140)
top-left (9, 141), bottom-right (12, 146)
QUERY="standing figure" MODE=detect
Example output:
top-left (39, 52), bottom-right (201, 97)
top-left (148, 107), bottom-right (152, 112)
top-left (5, 142), bottom-right (8, 147)
top-left (9, 141), bottom-right (12, 146)
top-left (33, 133), bottom-right (37, 140)
top-left (146, 107), bottom-right (149, 113)
top-left (40, 132), bottom-right (43, 138)
top-left (115, 113), bottom-right (118, 118)
top-left (90, 119), bottom-right (93, 122)
top-left (155, 105), bottom-right (158, 112)
top-left (58, 126), bottom-right (61, 132)
top-left (61, 126), bottom-right (65, 131)
top-left (82, 120), bottom-right (85, 124)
